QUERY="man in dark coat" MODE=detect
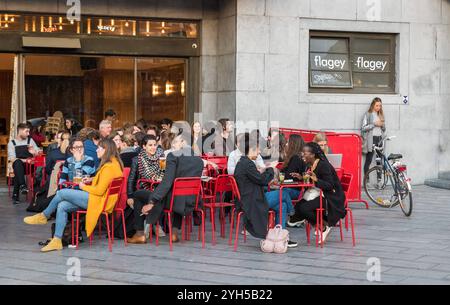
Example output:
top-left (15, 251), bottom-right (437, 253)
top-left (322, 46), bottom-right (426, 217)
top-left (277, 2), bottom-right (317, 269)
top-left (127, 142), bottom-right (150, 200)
top-left (234, 133), bottom-right (274, 239)
top-left (128, 133), bottom-right (204, 243)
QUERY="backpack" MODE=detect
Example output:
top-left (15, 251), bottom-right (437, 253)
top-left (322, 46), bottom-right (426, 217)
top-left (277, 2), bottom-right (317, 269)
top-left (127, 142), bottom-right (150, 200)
top-left (26, 187), bottom-right (54, 213)
top-left (260, 224), bottom-right (289, 254)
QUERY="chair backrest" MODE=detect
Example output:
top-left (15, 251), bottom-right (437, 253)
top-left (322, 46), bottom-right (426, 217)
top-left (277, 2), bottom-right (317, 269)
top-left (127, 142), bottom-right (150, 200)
top-left (169, 177), bottom-right (202, 211)
top-left (101, 177), bottom-right (124, 212)
top-left (340, 172), bottom-right (353, 195)
top-left (229, 176), bottom-right (241, 201)
top-left (213, 174), bottom-right (241, 203)
top-left (115, 168), bottom-right (130, 211)
top-left (33, 155), bottom-right (46, 167)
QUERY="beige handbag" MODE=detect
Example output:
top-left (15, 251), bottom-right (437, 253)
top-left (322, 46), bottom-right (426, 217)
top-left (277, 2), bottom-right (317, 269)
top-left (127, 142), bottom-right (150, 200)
top-left (260, 225), bottom-right (289, 254)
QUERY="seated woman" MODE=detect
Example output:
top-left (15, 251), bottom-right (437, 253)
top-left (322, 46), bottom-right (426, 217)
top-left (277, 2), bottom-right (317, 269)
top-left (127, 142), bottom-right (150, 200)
top-left (126, 135), bottom-right (165, 241)
top-left (24, 139), bottom-right (123, 252)
top-left (59, 137), bottom-right (96, 186)
top-left (287, 142), bottom-right (346, 244)
top-left (233, 133), bottom-right (275, 241)
top-left (45, 131), bottom-right (71, 177)
top-left (313, 132), bottom-right (333, 154)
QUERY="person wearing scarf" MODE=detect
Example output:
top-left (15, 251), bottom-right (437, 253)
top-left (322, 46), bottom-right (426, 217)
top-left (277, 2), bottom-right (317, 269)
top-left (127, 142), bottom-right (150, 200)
top-left (126, 135), bottom-right (165, 241)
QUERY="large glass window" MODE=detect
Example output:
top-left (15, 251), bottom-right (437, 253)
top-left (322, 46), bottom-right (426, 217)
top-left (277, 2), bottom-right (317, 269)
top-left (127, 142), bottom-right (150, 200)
top-left (309, 32), bottom-right (396, 93)
top-left (24, 55), bottom-right (187, 132)
top-left (137, 58), bottom-right (186, 123)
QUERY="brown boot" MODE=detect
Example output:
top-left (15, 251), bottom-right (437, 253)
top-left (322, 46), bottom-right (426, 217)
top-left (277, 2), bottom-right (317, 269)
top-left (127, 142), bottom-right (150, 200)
top-left (128, 232), bottom-right (146, 244)
top-left (171, 229), bottom-right (179, 243)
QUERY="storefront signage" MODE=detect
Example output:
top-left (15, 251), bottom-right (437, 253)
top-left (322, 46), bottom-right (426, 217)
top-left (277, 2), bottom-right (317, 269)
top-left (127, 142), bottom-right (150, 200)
top-left (354, 56), bottom-right (387, 72)
top-left (42, 25), bottom-right (59, 32)
top-left (311, 54), bottom-right (349, 71)
top-left (97, 25), bottom-right (116, 32)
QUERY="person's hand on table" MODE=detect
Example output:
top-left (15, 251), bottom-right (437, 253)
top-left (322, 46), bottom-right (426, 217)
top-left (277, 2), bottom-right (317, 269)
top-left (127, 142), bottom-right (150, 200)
top-left (290, 172), bottom-right (302, 180)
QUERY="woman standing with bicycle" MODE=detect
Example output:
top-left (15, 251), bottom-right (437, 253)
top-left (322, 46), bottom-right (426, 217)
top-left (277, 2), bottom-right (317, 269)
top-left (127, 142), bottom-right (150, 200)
top-left (362, 97), bottom-right (386, 175)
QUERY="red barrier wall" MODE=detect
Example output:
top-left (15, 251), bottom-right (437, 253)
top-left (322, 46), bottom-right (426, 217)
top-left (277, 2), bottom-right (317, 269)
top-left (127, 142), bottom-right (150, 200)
top-left (279, 128), bottom-right (367, 206)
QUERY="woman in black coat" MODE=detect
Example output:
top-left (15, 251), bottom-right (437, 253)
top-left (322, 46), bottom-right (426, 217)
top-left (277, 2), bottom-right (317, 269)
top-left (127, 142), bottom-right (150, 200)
top-left (288, 142), bottom-right (346, 244)
top-left (234, 133), bottom-right (274, 239)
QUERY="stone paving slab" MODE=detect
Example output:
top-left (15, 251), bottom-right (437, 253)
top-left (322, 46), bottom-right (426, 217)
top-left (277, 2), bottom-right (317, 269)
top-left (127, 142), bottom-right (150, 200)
top-left (0, 185), bottom-right (449, 285)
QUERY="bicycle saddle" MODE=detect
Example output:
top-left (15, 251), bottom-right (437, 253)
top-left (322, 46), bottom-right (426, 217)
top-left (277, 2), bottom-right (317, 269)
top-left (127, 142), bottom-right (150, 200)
top-left (388, 153), bottom-right (403, 160)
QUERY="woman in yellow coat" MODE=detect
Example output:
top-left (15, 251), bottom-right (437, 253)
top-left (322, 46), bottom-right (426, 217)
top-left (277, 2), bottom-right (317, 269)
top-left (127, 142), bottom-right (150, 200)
top-left (24, 138), bottom-right (123, 252)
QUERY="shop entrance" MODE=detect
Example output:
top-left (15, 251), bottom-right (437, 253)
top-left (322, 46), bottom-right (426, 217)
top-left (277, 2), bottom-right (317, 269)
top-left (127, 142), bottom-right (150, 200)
top-left (24, 54), bottom-right (187, 129)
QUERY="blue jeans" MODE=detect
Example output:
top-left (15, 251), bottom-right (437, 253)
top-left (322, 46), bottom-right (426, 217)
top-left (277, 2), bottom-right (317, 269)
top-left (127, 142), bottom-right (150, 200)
top-left (265, 190), bottom-right (294, 228)
top-left (43, 189), bottom-right (89, 239)
top-left (284, 188), bottom-right (301, 202)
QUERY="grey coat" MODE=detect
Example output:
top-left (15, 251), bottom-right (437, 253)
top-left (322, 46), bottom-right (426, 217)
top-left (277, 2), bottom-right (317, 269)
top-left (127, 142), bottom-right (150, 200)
top-left (361, 112), bottom-right (386, 154)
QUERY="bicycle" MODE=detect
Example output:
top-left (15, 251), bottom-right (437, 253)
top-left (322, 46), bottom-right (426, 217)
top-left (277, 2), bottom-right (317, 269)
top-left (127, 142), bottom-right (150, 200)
top-left (363, 136), bottom-right (413, 217)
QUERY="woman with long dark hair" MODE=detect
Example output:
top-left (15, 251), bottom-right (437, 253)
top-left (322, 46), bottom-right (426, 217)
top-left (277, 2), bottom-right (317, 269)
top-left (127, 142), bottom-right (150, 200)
top-left (288, 142), bottom-right (346, 245)
top-left (24, 139), bottom-right (123, 252)
top-left (362, 97), bottom-right (386, 175)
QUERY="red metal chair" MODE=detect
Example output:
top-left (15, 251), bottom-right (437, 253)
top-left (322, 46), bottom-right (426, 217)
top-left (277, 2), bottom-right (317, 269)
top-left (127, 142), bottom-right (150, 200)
top-left (203, 174), bottom-right (237, 245)
top-left (149, 177), bottom-right (205, 251)
top-left (111, 168), bottom-right (130, 246)
top-left (136, 178), bottom-right (160, 191)
top-left (203, 156), bottom-right (228, 177)
top-left (73, 177), bottom-right (124, 252)
top-left (229, 178), bottom-right (276, 251)
top-left (340, 172), bottom-right (356, 246)
top-left (26, 155), bottom-right (46, 199)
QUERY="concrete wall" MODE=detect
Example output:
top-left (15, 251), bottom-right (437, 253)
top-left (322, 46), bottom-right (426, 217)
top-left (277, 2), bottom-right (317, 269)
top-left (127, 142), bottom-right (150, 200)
top-left (233, 0), bottom-right (450, 184)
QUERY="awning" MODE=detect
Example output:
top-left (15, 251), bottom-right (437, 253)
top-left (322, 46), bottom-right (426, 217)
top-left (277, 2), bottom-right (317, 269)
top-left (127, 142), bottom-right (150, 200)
top-left (22, 37), bottom-right (81, 49)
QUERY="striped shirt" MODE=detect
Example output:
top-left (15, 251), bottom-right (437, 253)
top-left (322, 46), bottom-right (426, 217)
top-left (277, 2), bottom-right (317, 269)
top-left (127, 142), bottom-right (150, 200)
top-left (59, 156), bottom-right (96, 184)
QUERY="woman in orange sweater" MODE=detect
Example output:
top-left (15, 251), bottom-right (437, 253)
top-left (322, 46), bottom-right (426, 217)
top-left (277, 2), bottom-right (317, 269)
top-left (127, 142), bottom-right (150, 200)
top-left (24, 139), bottom-right (123, 252)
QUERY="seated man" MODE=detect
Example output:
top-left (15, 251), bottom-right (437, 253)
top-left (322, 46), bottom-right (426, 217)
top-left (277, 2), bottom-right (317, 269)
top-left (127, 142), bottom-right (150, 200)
top-left (8, 123), bottom-right (40, 204)
top-left (128, 132), bottom-right (204, 244)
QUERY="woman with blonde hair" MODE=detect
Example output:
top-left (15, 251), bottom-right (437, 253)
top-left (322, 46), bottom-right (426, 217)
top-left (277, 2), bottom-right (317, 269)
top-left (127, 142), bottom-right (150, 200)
top-left (24, 138), bottom-right (123, 252)
top-left (362, 97), bottom-right (386, 175)
top-left (313, 132), bottom-right (332, 154)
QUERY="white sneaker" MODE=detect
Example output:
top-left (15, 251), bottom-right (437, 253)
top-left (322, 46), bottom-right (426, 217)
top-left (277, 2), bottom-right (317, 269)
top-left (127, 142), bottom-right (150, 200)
top-left (158, 226), bottom-right (166, 237)
top-left (318, 226), bottom-right (331, 245)
top-left (287, 219), bottom-right (305, 228)
top-left (241, 230), bottom-right (249, 236)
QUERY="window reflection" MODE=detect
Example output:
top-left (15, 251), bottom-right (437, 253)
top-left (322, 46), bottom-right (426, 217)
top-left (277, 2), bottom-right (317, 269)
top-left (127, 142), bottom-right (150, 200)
top-left (0, 12), bottom-right (198, 38)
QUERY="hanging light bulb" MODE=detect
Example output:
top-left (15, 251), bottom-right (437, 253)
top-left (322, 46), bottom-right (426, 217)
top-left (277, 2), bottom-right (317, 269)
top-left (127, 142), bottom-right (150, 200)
top-left (125, 21), bottom-right (129, 27)
top-left (11, 17), bottom-right (15, 22)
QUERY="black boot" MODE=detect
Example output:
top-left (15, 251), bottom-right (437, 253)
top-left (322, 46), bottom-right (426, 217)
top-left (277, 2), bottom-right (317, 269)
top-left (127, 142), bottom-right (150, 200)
top-left (11, 193), bottom-right (20, 205)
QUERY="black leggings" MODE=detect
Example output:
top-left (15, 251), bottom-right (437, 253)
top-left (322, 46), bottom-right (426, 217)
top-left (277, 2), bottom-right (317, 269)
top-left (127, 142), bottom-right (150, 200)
top-left (131, 190), bottom-right (182, 231)
top-left (364, 136), bottom-right (382, 175)
top-left (293, 198), bottom-right (326, 226)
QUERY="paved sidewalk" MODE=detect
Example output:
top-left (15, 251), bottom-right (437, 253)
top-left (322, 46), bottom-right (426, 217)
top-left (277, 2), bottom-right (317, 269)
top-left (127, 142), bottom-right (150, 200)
top-left (0, 185), bottom-right (449, 285)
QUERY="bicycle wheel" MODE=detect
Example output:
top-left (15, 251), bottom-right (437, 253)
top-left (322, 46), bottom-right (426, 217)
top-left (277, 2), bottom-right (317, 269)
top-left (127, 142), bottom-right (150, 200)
top-left (398, 174), bottom-right (413, 216)
top-left (364, 166), bottom-right (399, 208)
